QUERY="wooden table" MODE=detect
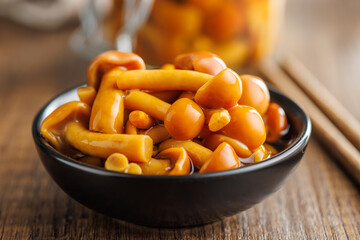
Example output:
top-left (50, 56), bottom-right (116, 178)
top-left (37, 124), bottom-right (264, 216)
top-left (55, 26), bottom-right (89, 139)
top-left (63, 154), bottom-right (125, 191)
top-left (1, 0), bottom-right (360, 238)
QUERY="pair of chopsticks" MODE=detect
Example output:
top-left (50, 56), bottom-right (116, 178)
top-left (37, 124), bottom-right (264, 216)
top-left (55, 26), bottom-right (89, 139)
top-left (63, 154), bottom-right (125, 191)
top-left (258, 53), bottom-right (360, 185)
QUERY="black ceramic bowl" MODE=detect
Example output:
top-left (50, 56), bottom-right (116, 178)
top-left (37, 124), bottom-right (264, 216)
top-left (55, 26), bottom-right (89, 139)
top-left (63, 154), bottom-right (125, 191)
top-left (33, 85), bottom-right (311, 227)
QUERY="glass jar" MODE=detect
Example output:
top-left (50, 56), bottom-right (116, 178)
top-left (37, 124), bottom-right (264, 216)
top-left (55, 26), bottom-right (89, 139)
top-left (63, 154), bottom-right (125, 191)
top-left (73, 0), bottom-right (286, 67)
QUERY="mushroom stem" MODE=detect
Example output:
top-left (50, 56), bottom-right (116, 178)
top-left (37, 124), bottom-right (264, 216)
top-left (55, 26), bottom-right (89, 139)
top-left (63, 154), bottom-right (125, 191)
top-left (65, 122), bottom-right (153, 163)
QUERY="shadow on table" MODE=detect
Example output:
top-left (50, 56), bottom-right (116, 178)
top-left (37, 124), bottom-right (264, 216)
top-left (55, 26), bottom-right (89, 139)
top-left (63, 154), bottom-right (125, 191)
top-left (87, 208), bottom-right (229, 239)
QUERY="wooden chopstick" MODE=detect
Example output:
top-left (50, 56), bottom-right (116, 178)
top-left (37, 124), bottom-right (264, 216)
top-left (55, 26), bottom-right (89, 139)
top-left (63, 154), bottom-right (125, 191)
top-left (279, 53), bottom-right (360, 152)
top-left (258, 59), bottom-right (360, 185)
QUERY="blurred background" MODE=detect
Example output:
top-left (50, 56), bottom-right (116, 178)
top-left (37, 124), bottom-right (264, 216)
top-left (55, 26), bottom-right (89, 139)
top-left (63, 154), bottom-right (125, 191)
top-left (0, 0), bottom-right (359, 118)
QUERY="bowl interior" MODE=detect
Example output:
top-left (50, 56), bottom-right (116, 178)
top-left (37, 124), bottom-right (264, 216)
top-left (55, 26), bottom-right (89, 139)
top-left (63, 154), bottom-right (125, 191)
top-left (33, 85), bottom-right (311, 180)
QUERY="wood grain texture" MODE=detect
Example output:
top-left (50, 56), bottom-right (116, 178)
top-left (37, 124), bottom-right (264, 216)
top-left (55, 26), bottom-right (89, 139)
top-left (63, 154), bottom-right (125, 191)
top-left (280, 53), bottom-right (360, 152)
top-left (259, 60), bottom-right (360, 184)
top-left (1, 0), bottom-right (360, 238)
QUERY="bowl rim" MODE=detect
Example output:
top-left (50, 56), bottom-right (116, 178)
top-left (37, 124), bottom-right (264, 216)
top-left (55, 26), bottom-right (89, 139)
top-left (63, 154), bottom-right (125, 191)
top-left (32, 85), bottom-right (311, 180)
